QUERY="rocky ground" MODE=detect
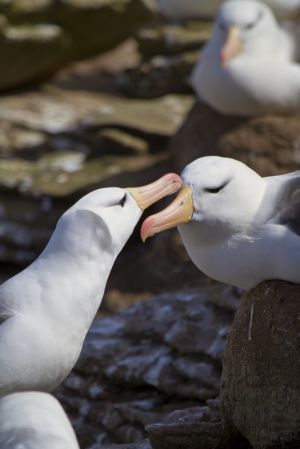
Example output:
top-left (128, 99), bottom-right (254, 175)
top-left (55, 284), bottom-right (240, 449)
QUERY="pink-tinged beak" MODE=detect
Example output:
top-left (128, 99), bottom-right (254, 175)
top-left (221, 26), bottom-right (242, 65)
top-left (126, 173), bottom-right (182, 211)
top-left (140, 185), bottom-right (194, 242)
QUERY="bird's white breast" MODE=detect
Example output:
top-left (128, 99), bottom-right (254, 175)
top-left (179, 224), bottom-right (300, 290)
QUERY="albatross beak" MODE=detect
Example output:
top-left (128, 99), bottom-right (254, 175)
top-left (126, 173), bottom-right (182, 211)
top-left (221, 26), bottom-right (242, 65)
top-left (140, 185), bottom-right (194, 242)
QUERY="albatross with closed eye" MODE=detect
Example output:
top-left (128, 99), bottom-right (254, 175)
top-left (141, 156), bottom-right (300, 290)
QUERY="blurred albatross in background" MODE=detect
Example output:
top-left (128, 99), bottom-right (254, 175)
top-left (0, 174), bottom-right (181, 396)
top-left (191, 0), bottom-right (300, 116)
top-left (141, 156), bottom-right (300, 290)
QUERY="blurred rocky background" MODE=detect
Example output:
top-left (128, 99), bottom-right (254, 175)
top-left (1, 1), bottom-right (300, 448)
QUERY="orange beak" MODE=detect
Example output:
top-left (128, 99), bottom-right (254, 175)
top-left (140, 185), bottom-right (194, 242)
top-left (126, 173), bottom-right (182, 211)
top-left (221, 26), bottom-right (242, 65)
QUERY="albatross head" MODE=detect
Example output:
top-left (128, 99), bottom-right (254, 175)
top-left (141, 156), bottom-right (266, 244)
top-left (56, 174), bottom-right (182, 256)
top-left (210, 0), bottom-right (278, 65)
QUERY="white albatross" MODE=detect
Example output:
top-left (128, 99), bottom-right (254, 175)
top-left (0, 174), bottom-right (181, 395)
top-left (191, 0), bottom-right (300, 116)
top-left (0, 392), bottom-right (79, 449)
top-left (141, 156), bottom-right (300, 291)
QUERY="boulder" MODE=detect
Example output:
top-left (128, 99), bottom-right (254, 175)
top-left (119, 21), bottom-right (211, 98)
top-left (0, 0), bottom-right (157, 90)
top-left (170, 101), bottom-right (300, 176)
top-left (118, 50), bottom-right (198, 98)
top-left (136, 22), bottom-right (211, 59)
top-left (221, 280), bottom-right (300, 449)
top-left (102, 442), bottom-right (152, 449)
top-left (147, 401), bottom-right (223, 449)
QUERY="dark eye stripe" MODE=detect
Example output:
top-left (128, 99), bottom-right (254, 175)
top-left (204, 181), bottom-right (229, 194)
top-left (245, 10), bottom-right (263, 30)
top-left (119, 194), bottom-right (127, 207)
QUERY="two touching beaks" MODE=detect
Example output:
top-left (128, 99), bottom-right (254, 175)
top-left (126, 173), bottom-right (194, 242)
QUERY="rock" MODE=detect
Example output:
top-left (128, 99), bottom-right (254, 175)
top-left (170, 101), bottom-right (300, 176)
top-left (55, 285), bottom-right (239, 448)
top-left (119, 20), bottom-right (211, 98)
top-left (221, 280), bottom-right (300, 449)
top-left (0, 88), bottom-right (192, 138)
top-left (0, 0), bottom-right (156, 90)
top-left (147, 401), bottom-right (223, 449)
top-left (0, 87), bottom-right (192, 264)
top-left (102, 441), bottom-right (152, 449)
top-left (136, 22), bottom-right (211, 59)
top-left (118, 50), bottom-right (198, 97)
top-left (0, 17), bottom-right (67, 90)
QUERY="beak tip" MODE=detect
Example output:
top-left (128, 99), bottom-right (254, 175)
top-left (140, 217), bottom-right (154, 243)
top-left (126, 172), bottom-right (182, 211)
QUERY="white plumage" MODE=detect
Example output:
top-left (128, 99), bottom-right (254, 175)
top-left (141, 157), bottom-right (300, 290)
top-left (0, 392), bottom-right (79, 449)
top-left (0, 188), bottom-right (141, 395)
top-left (0, 174), bottom-right (181, 395)
top-left (191, 0), bottom-right (300, 116)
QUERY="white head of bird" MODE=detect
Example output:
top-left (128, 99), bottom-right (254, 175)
top-left (141, 156), bottom-right (266, 245)
top-left (141, 156), bottom-right (300, 290)
top-left (47, 173), bottom-right (182, 262)
top-left (55, 188), bottom-right (142, 259)
top-left (209, 0), bottom-right (279, 65)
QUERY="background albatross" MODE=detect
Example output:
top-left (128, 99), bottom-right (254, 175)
top-left (191, 0), bottom-right (300, 116)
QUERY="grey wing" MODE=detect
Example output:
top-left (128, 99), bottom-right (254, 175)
top-left (266, 171), bottom-right (300, 236)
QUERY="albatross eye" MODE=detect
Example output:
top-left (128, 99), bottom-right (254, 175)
top-left (204, 181), bottom-right (228, 194)
top-left (245, 21), bottom-right (256, 30)
top-left (119, 194), bottom-right (127, 207)
top-left (244, 10), bottom-right (263, 30)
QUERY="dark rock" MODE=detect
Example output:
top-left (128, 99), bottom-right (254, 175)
top-left (221, 281), bottom-right (300, 449)
top-left (55, 285), bottom-right (239, 448)
top-left (170, 101), bottom-right (300, 176)
top-left (119, 20), bottom-right (211, 98)
top-left (0, 0), bottom-right (157, 90)
top-left (101, 441), bottom-right (152, 449)
top-left (136, 22), bottom-right (211, 59)
top-left (147, 401), bottom-right (223, 449)
top-left (118, 50), bottom-right (197, 98)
